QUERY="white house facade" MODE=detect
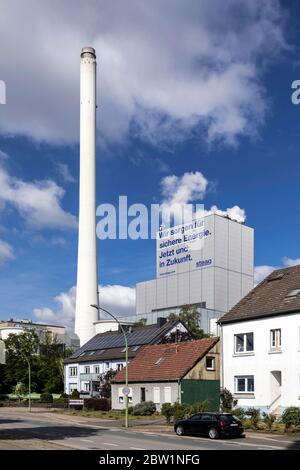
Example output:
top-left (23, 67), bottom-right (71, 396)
top-left (221, 313), bottom-right (300, 413)
top-left (220, 265), bottom-right (300, 414)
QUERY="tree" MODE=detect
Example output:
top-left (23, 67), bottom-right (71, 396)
top-left (98, 369), bottom-right (118, 399)
top-left (4, 331), bottom-right (40, 392)
top-left (220, 388), bottom-right (238, 411)
top-left (3, 331), bottom-right (71, 394)
top-left (168, 304), bottom-right (209, 339)
top-left (38, 334), bottom-right (67, 393)
top-left (13, 382), bottom-right (28, 402)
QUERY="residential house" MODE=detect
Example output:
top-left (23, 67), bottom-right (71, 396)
top-left (219, 265), bottom-right (300, 414)
top-left (111, 337), bottom-right (220, 411)
top-left (64, 318), bottom-right (191, 396)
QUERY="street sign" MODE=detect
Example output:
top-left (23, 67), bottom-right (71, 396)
top-left (122, 386), bottom-right (130, 396)
top-left (69, 399), bottom-right (84, 406)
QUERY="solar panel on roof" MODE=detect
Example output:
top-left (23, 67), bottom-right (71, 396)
top-left (69, 321), bottom-right (176, 359)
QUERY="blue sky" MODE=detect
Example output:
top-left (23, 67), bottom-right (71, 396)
top-left (0, 0), bottom-right (300, 327)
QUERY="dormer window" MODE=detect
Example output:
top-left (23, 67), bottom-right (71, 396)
top-left (285, 288), bottom-right (300, 299)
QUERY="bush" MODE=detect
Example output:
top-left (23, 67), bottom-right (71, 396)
top-left (131, 401), bottom-right (156, 416)
top-left (128, 406), bottom-right (134, 415)
top-left (70, 389), bottom-right (80, 399)
top-left (172, 402), bottom-right (189, 421)
top-left (161, 403), bottom-right (173, 424)
top-left (232, 407), bottom-right (246, 420)
top-left (280, 407), bottom-right (300, 431)
top-left (262, 412), bottom-right (277, 431)
top-left (60, 393), bottom-right (69, 399)
top-left (84, 398), bottom-right (110, 411)
top-left (245, 407), bottom-right (261, 430)
top-left (190, 400), bottom-right (209, 413)
top-left (40, 393), bottom-right (53, 403)
top-left (220, 388), bottom-right (237, 412)
top-left (243, 418), bottom-right (253, 430)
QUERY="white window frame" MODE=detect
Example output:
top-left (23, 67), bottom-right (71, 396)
top-left (235, 375), bottom-right (255, 394)
top-left (270, 329), bottom-right (281, 350)
top-left (69, 383), bottom-right (78, 393)
top-left (84, 366), bottom-right (90, 374)
top-left (153, 387), bottom-right (160, 404)
top-left (69, 366), bottom-right (78, 377)
top-left (94, 366), bottom-right (100, 374)
top-left (118, 387), bottom-right (132, 404)
top-left (206, 356), bottom-right (215, 371)
top-left (164, 386), bottom-right (171, 403)
top-left (234, 332), bottom-right (254, 354)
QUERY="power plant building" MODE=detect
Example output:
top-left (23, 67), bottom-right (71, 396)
top-left (130, 213), bottom-right (254, 333)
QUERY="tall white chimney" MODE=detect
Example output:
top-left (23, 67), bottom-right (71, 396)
top-left (75, 47), bottom-right (98, 346)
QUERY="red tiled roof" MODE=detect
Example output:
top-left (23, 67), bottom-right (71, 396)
top-left (112, 337), bottom-right (219, 383)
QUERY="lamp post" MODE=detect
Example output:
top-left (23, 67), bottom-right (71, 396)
top-left (91, 304), bottom-right (129, 428)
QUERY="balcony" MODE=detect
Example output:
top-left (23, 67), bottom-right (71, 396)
top-left (80, 373), bottom-right (100, 381)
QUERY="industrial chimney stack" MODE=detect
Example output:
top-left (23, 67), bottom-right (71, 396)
top-left (75, 47), bottom-right (98, 346)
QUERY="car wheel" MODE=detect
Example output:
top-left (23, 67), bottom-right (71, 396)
top-left (208, 428), bottom-right (219, 439)
top-left (176, 425), bottom-right (185, 436)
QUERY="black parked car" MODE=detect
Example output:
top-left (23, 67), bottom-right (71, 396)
top-left (174, 412), bottom-right (244, 439)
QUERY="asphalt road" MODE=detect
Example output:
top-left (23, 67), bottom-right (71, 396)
top-left (0, 408), bottom-right (299, 451)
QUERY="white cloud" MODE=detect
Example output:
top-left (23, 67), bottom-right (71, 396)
top-left (254, 257), bottom-right (300, 285)
top-left (161, 172), bottom-right (208, 207)
top-left (160, 171), bottom-right (246, 223)
top-left (33, 284), bottom-right (136, 329)
top-left (254, 265), bottom-right (276, 285)
top-left (0, 164), bottom-right (77, 230)
top-left (56, 162), bottom-right (76, 184)
top-left (282, 256), bottom-right (300, 267)
top-left (0, 239), bottom-right (14, 266)
top-left (0, 0), bottom-right (288, 147)
top-left (204, 205), bottom-right (246, 223)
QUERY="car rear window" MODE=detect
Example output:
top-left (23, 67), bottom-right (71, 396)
top-left (219, 414), bottom-right (239, 423)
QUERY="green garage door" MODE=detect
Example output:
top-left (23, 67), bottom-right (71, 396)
top-left (181, 379), bottom-right (220, 411)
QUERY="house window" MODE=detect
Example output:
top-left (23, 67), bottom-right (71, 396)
top-left (84, 366), bottom-right (90, 374)
top-left (270, 329), bottom-right (281, 350)
top-left (153, 387), bottom-right (160, 404)
top-left (206, 356), bottom-right (215, 370)
top-left (105, 362), bottom-right (110, 369)
top-left (84, 383), bottom-right (90, 392)
top-left (234, 333), bottom-right (254, 353)
top-left (118, 387), bottom-right (132, 404)
top-left (117, 363), bottom-right (123, 371)
top-left (94, 366), bottom-right (100, 374)
top-left (140, 387), bottom-right (146, 402)
top-left (69, 367), bottom-right (77, 377)
top-left (69, 383), bottom-right (77, 393)
top-left (235, 376), bottom-right (255, 393)
top-left (164, 386), bottom-right (171, 403)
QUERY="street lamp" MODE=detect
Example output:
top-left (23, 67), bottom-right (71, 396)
top-left (91, 304), bottom-right (129, 428)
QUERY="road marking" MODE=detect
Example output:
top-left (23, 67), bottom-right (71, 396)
top-left (130, 446), bottom-right (146, 450)
top-left (103, 442), bottom-right (119, 447)
top-left (79, 439), bottom-right (95, 443)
